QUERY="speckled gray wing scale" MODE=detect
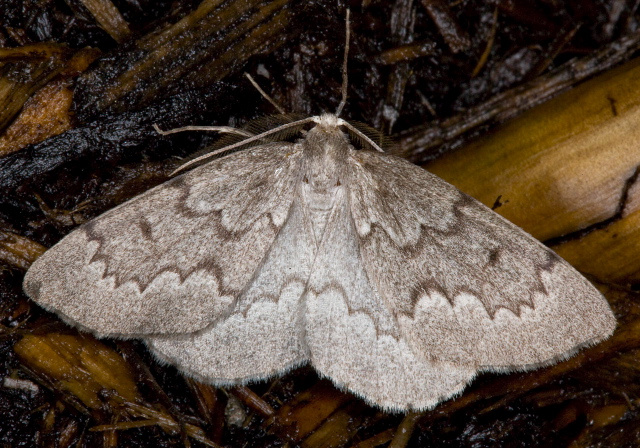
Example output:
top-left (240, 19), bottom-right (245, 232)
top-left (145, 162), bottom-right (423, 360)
top-left (23, 126), bottom-right (616, 412)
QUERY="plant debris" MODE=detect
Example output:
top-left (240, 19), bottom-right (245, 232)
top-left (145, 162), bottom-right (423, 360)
top-left (2, 0), bottom-right (640, 446)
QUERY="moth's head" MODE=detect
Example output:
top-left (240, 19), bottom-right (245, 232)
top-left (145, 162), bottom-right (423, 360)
top-left (307, 113), bottom-right (391, 155)
top-left (301, 114), bottom-right (352, 161)
top-left (311, 113), bottom-right (346, 130)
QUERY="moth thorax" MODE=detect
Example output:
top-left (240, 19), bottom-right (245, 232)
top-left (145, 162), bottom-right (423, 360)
top-left (302, 126), bottom-right (350, 192)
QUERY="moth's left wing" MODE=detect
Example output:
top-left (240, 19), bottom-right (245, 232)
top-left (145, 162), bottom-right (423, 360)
top-left (347, 150), bottom-right (616, 371)
top-left (23, 142), bottom-right (303, 337)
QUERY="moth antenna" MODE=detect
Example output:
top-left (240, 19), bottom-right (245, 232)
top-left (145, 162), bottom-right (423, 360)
top-left (153, 123), bottom-right (253, 138)
top-left (335, 8), bottom-right (351, 117)
top-left (171, 116), bottom-right (316, 176)
top-left (244, 73), bottom-right (287, 115)
top-left (341, 120), bottom-right (384, 153)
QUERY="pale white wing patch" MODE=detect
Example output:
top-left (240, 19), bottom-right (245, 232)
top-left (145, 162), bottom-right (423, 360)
top-left (146, 197), bottom-right (314, 383)
top-left (304, 190), bottom-right (476, 411)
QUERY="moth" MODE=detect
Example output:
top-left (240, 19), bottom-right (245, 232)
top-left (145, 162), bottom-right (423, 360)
top-left (23, 111), bottom-right (616, 412)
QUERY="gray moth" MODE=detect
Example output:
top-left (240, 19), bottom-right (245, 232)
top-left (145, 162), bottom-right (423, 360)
top-left (23, 113), bottom-right (616, 412)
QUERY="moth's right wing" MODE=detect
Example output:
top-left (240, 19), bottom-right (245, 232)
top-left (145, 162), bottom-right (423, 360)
top-left (347, 150), bottom-right (615, 371)
top-left (24, 143), bottom-right (303, 337)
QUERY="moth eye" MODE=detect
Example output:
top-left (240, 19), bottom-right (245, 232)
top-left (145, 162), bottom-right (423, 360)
top-left (303, 176), bottom-right (309, 183)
